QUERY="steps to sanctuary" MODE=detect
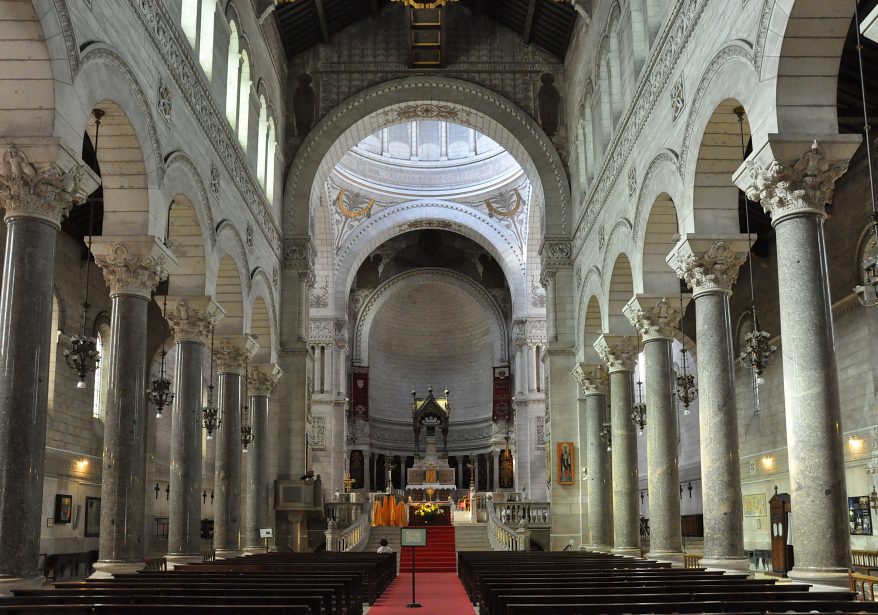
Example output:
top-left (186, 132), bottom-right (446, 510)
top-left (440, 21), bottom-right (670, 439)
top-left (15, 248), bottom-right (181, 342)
top-left (398, 526), bottom-right (457, 572)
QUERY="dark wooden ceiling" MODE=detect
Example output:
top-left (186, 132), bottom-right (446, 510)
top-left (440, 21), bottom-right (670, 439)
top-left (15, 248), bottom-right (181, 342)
top-left (273, 0), bottom-right (577, 62)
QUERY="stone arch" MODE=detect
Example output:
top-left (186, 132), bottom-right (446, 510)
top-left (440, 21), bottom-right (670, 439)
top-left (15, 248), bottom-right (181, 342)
top-left (247, 269), bottom-right (278, 363)
top-left (605, 252), bottom-right (636, 333)
top-left (353, 268), bottom-right (508, 365)
top-left (333, 200), bottom-right (528, 316)
top-left (600, 218), bottom-right (634, 290)
top-left (213, 222), bottom-right (251, 334)
top-left (639, 192), bottom-right (680, 295)
top-left (284, 76), bottom-right (570, 239)
top-left (163, 152), bottom-right (217, 247)
top-left (165, 194), bottom-right (209, 296)
top-left (577, 271), bottom-right (604, 360)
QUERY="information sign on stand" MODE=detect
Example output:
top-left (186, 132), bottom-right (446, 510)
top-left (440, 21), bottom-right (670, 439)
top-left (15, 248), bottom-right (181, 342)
top-left (259, 528), bottom-right (273, 553)
top-left (401, 527), bottom-right (427, 608)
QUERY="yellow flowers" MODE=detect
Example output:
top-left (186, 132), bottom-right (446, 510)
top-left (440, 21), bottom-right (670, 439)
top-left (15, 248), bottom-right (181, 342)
top-left (414, 502), bottom-right (445, 517)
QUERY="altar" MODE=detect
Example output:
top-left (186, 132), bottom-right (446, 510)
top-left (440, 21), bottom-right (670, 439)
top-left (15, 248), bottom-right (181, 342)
top-left (406, 388), bottom-right (456, 498)
top-left (407, 502), bottom-right (452, 526)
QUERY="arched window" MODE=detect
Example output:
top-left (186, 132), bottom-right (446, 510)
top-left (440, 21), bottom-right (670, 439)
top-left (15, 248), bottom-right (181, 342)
top-left (225, 20), bottom-right (240, 128)
top-left (93, 332), bottom-right (103, 419)
top-left (181, 0), bottom-right (217, 78)
top-left (257, 94), bottom-right (268, 186)
top-left (181, 0), bottom-right (199, 48)
top-left (237, 49), bottom-right (252, 149)
top-left (576, 116), bottom-right (587, 193)
top-left (266, 116), bottom-right (277, 202)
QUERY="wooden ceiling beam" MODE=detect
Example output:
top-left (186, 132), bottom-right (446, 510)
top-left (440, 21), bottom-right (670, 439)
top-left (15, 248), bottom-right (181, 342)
top-left (522, 0), bottom-right (537, 44)
top-left (314, 0), bottom-right (331, 44)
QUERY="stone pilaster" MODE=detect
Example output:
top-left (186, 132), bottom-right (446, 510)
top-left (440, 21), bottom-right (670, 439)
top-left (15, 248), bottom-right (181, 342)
top-left (580, 364), bottom-right (612, 552)
top-left (244, 364), bottom-right (283, 553)
top-left (593, 335), bottom-right (639, 556)
top-left (164, 296), bottom-right (225, 565)
top-left (88, 237), bottom-right (175, 577)
top-left (623, 295), bottom-right (683, 563)
top-left (0, 143), bottom-right (92, 580)
top-left (668, 235), bottom-right (750, 570)
top-left (735, 135), bottom-right (861, 586)
top-left (571, 363), bottom-right (591, 547)
top-left (213, 336), bottom-right (258, 558)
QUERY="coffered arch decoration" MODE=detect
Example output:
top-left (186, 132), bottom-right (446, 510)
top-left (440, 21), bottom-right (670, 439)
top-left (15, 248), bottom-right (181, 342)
top-left (353, 268), bottom-right (509, 366)
top-left (284, 76), bottom-right (571, 240)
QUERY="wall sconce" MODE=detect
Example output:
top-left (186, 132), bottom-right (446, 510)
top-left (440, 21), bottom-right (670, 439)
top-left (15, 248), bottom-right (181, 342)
top-left (761, 455), bottom-right (776, 470)
top-left (849, 434), bottom-right (866, 454)
top-left (687, 482), bottom-right (693, 498)
top-left (202, 490), bottom-right (207, 504)
top-left (165, 484), bottom-right (170, 500)
top-left (74, 458), bottom-right (89, 471)
top-left (154, 483), bottom-right (160, 500)
top-left (210, 491), bottom-right (214, 505)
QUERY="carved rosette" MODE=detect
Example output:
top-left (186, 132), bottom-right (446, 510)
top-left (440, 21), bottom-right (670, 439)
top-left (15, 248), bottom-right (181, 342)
top-left (165, 297), bottom-right (225, 344)
top-left (667, 237), bottom-right (749, 298)
top-left (740, 141), bottom-right (849, 225)
top-left (93, 241), bottom-right (170, 299)
top-left (248, 364), bottom-right (283, 398)
top-left (0, 145), bottom-right (88, 228)
top-left (214, 335), bottom-right (259, 375)
top-left (572, 362), bottom-right (608, 396)
top-left (622, 296), bottom-right (680, 341)
top-left (593, 335), bottom-right (636, 373)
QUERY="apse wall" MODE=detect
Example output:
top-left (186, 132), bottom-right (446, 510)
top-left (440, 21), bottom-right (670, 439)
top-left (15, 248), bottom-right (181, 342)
top-left (367, 282), bottom-right (495, 428)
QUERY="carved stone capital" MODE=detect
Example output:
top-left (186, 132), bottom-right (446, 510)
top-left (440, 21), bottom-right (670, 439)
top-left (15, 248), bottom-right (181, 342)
top-left (165, 296), bottom-right (225, 344)
top-left (539, 238), bottom-right (572, 288)
top-left (284, 236), bottom-right (315, 274)
top-left (667, 235), bottom-right (751, 298)
top-left (734, 136), bottom-right (861, 225)
top-left (90, 236), bottom-right (176, 299)
top-left (214, 335), bottom-right (259, 374)
top-left (572, 362), bottom-right (607, 396)
top-left (0, 143), bottom-right (94, 228)
top-left (593, 335), bottom-right (636, 373)
top-left (248, 363), bottom-right (283, 397)
top-left (622, 295), bottom-right (681, 341)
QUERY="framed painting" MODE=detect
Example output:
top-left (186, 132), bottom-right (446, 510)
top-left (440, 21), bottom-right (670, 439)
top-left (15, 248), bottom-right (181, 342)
top-left (557, 442), bottom-right (575, 485)
top-left (84, 497), bottom-right (101, 537)
top-left (54, 494), bottom-right (73, 524)
top-left (743, 493), bottom-right (766, 517)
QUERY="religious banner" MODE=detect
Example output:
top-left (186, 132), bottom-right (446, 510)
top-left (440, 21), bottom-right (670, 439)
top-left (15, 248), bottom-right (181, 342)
top-left (557, 442), bottom-right (574, 485)
top-left (351, 366), bottom-right (369, 418)
top-left (493, 366), bottom-right (512, 421)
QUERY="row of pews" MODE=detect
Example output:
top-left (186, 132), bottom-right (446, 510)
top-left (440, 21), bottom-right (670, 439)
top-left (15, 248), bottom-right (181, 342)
top-left (0, 552), bottom-right (396, 614)
top-left (458, 551), bottom-right (878, 615)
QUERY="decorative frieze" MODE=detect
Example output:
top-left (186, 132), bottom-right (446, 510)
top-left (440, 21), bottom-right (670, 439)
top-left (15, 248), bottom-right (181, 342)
top-left (90, 236), bottom-right (174, 299)
top-left (593, 335), bottom-right (636, 373)
top-left (248, 364), bottom-right (283, 397)
top-left (623, 296), bottom-right (681, 341)
top-left (667, 236), bottom-right (750, 298)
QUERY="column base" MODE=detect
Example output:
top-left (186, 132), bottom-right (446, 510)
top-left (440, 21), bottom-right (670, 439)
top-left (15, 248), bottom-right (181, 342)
top-left (215, 549), bottom-right (242, 559)
top-left (242, 546), bottom-right (270, 555)
top-left (647, 550), bottom-right (684, 566)
top-left (586, 544), bottom-right (613, 553)
top-left (611, 546), bottom-right (642, 557)
top-left (165, 554), bottom-right (203, 569)
top-left (699, 556), bottom-right (750, 573)
top-left (788, 567), bottom-right (851, 590)
top-left (90, 562), bottom-right (145, 578)
top-left (0, 576), bottom-right (45, 595)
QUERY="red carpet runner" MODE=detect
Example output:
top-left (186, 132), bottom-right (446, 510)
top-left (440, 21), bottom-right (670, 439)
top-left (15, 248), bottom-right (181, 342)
top-left (398, 526), bottom-right (457, 572)
top-left (367, 573), bottom-right (473, 614)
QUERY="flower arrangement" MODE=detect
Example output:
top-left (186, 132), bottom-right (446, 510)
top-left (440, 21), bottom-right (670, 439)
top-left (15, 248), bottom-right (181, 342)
top-left (413, 502), bottom-right (445, 520)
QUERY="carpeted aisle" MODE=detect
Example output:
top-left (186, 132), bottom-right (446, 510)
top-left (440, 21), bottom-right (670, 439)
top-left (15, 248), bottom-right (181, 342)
top-left (366, 573), bottom-right (475, 614)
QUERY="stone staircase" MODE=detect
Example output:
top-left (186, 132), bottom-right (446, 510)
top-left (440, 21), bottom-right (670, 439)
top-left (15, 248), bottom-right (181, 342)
top-left (454, 524), bottom-right (492, 552)
top-left (363, 526), bottom-right (401, 554)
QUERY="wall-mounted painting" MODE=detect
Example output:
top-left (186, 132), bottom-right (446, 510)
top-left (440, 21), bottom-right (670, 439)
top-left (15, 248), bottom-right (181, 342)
top-left (85, 497), bottom-right (101, 537)
top-left (743, 493), bottom-right (767, 517)
top-left (557, 442), bottom-right (574, 485)
top-left (54, 494), bottom-right (72, 524)
top-left (849, 496), bottom-right (873, 535)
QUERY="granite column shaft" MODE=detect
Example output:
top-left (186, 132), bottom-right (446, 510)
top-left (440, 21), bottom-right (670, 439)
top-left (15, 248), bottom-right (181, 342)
top-left (214, 370), bottom-right (242, 556)
top-left (584, 389), bottom-right (612, 551)
top-left (244, 393), bottom-right (269, 550)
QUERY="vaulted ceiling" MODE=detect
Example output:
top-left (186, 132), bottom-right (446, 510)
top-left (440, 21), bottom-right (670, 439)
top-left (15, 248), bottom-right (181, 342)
top-left (273, 0), bottom-right (577, 63)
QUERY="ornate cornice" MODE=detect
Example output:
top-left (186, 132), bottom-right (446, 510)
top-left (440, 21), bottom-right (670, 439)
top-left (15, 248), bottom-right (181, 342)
top-left (0, 145), bottom-right (89, 228)
top-left (125, 0), bottom-right (283, 256)
top-left (667, 236), bottom-right (750, 298)
top-left (90, 237), bottom-right (174, 300)
top-left (214, 335), bottom-right (259, 375)
top-left (248, 363), bottom-right (283, 397)
top-left (623, 296), bottom-right (681, 341)
top-left (165, 296), bottom-right (225, 344)
top-left (593, 335), bottom-right (636, 373)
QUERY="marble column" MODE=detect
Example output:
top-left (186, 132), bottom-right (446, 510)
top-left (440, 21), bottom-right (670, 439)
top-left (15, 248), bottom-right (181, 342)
top-left (89, 237), bottom-right (174, 577)
top-left (736, 136), bottom-right (861, 585)
top-left (668, 235), bottom-right (750, 570)
top-left (0, 144), bottom-right (89, 580)
top-left (624, 295), bottom-right (684, 563)
top-left (580, 364), bottom-right (612, 552)
top-left (213, 336), bottom-right (258, 558)
top-left (165, 297), bottom-right (225, 565)
top-left (593, 335), bottom-right (639, 556)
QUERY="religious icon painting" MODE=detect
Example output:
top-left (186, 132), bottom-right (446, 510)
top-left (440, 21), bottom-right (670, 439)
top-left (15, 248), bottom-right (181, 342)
top-left (557, 442), bottom-right (575, 485)
top-left (54, 494), bottom-right (73, 524)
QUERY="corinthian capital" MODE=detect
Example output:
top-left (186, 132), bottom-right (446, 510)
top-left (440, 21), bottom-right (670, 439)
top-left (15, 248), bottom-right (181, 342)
top-left (572, 362), bottom-right (607, 395)
top-left (90, 236), bottom-right (176, 299)
top-left (214, 335), bottom-right (259, 374)
top-left (667, 235), bottom-right (750, 298)
top-left (0, 143), bottom-right (94, 228)
top-left (165, 296), bottom-right (225, 344)
top-left (593, 335), bottom-right (636, 373)
top-left (248, 363), bottom-right (283, 397)
top-left (623, 295), bottom-right (681, 341)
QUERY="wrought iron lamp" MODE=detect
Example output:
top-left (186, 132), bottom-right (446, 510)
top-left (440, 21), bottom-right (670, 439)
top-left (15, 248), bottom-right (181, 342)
top-left (148, 293), bottom-right (175, 418)
top-left (630, 338), bottom-right (646, 435)
top-left (202, 327), bottom-right (220, 438)
top-left (735, 105), bottom-right (777, 414)
top-left (599, 421), bottom-right (612, 452)
top-left (241, 360), bottom-right (254, 452)
top-left (674, 287), bottom-right (698, 415)
top-left (852, 3), bottom-right (878, 306)
top-left (64, 109), bottom-right (104, 389)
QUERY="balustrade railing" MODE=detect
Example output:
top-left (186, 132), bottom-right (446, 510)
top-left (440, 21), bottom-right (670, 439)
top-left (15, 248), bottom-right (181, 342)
top-left (492, 500), bottom-right (551, 528)
top-left (325, 501), bottom-right (366, 528)
top-left (325, 501), bottom-right (371, 552)
top-left (486, 497), bottom-right (529, 551)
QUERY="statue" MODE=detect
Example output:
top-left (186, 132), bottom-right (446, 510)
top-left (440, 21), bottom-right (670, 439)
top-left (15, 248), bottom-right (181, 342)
top-left (293, 73), bottom-right (316, 137)
top-left (537, 73), bottom-right (561, 137)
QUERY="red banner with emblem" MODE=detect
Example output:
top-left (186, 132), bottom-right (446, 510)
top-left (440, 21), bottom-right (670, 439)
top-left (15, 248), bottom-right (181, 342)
top-left (493, 366), bottom-right (512, 422)
top-left (352, 366), bottom-right (368, 419)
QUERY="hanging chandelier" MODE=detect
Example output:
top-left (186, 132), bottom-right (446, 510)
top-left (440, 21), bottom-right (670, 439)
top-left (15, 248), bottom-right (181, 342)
top-left (630, 339), bottom-right (646, 435)
top-left (64, 109), bottom-right (104, 389)
top-left (852, 2), bottom-right (878, 306)
top-left (674, 287), bottom-right (698, 415)
top-left (241, 360), bottom-right (254, 452)
top-left (148, 293), bottom-right (175, 418)
top-left (734, 106), bottom-right (777, 415)
top-left (202, 326), bottom-right (221, 438)
top-left (599, 421), bottom-right (612, 452)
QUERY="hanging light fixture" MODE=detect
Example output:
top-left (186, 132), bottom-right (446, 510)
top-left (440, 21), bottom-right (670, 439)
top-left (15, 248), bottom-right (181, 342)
top-left (674, 286), bottom-right (698, 415)
top-left (853, 1), bottom-right (878, 306)
top-left (241, 359), bottom-right (253, 452)
top-left (630, 338), bottom-right (646, 435)
top-left (147, 293), bottom-right (175, 418)
top-left (63, 109), bottom-right (104, 389)
top-left (202, 326), bottom-right (221, 438)
top-left (734, 106), bottom-right (777, 415)
top-left (599, 421), bottom-right (612, 452)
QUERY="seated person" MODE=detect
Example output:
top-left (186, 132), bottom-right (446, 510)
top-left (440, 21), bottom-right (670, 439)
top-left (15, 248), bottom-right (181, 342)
top-left (377, 539), bottom-right (393, 554)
